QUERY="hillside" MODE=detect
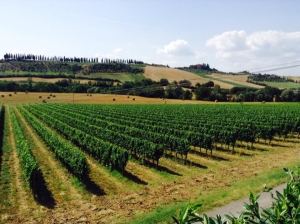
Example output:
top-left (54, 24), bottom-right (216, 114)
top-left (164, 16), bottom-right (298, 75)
top-left (144, 66), bottom-right (235, 89)
top-left (0, 60), bottom-right (145, 76)
top-left (210, 73), bottom-right (264, 88)
top-left (1, 60), bottom-right (299, 90)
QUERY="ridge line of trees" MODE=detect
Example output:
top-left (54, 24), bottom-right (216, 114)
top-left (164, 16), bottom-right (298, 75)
top-left (248, 74), bottom-right (295, 83)
top-left (3, 53), bottom-right (144, 65)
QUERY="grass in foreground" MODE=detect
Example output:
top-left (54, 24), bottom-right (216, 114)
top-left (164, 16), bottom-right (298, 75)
top-left (129, 162), bottom-right (299, 224)
top-left (0, 108), bottom-right (14, 214)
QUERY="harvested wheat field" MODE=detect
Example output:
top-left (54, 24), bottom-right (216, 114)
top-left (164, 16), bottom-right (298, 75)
top-left (144, 66), bottom-right (234, 89)
top-left (0, 91), bottom-right (217, 105)
top-left (210, 73), bottom-right (264, 88)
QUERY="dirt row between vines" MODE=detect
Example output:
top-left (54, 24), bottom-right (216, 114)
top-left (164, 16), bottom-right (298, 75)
top-left (1, 108), bottom-right (33, 223)
top-left (1, 105), bottom-right (300, 223)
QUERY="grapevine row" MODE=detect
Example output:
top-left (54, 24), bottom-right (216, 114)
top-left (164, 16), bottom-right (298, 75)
top-left (49, 104), bottom-right (300, 151)
top-left (24, 105), bottom-right (129, 172)
top-left (30, 104), bottom-right (190, 157)
top-left (24, 104), bottom-right (163, 165)
top-left (17, 106), bottom-right (89, 179)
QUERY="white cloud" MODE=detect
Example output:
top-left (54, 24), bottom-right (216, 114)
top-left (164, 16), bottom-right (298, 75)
top-left (206, 30), bottom-right (300, 73)
top-left (113, 48), bottom-right (122, 53)
top-left (206, 30), bottom-right (248, 51)
top-left (157, 39), bottom-right (205, 58)
top-left (95, 47), bottom-right (123, 59)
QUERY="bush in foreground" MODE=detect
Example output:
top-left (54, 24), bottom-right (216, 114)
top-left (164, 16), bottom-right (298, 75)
top-left (173, 167), bottom-right (300, 224)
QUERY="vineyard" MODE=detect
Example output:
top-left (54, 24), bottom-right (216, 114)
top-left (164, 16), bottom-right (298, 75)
top-left (0, 103), bottom-right (300, 223)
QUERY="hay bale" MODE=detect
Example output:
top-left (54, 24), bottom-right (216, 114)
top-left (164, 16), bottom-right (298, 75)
top-left (1, 95), bottom-right (4, 97)
top-left (14, 92), bottom-right (17, 94)
top-left (39, 96), bottom-right (42, 98)
top-left (42, 100), bottom-right (47, 103)
top-left (47, 96), bottom-right (50, 99)
top-left (53, 95), bottom-right (56, 97)
top-left (9, 94), bottom-right (12, 96)
top-left (113, 98), bottom-right (115, 101)
top-left (133, 98), bottom-right (135, 101)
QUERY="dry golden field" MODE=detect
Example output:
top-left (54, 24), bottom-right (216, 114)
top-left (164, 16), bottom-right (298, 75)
top-left (210, 73), bottom-right (264, 88)
top-left (144, 66), bottom-right (234, 89)
top-left (0, 91), bottom-right (219, 106)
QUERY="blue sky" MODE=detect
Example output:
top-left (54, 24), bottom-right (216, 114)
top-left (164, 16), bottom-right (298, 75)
top-left (1, 0), bottom-right (300, 75)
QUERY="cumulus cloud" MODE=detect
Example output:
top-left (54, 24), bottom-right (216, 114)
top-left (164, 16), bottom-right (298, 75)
top-left (157, 39), bottom-right (205, 58)
top-left (113, 48), bottom-right (122, 53)
top-left (206, 30), bottom-right (300, 72)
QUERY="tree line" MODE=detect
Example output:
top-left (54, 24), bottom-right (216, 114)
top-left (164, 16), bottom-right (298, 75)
top-left (176, 63), bottom-right (218, 72)
top-left (3, 53), bottom-right (144, 65)
top-left (248, 74), bottom-right (295, 83)
top-left (2, 77), bottom-right (300, 102)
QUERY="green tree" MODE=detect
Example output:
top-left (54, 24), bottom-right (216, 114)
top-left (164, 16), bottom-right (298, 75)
top-left (27, 77), bottom-right (33, 91)
top-left (160, 78), bottom-right (169, 86)
top-left (280, 89), bottom-right (294, 102)
top-left (183, 90), bottom-right (192, 100)
top-left (195, 86), bottom-right (211, 100)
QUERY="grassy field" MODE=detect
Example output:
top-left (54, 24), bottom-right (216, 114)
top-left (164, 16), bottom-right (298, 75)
top-left (0, 77), bottom-right (98, 84)
top-left (0, 94), bottom-right (299, 223)
top-left (209, 73), bottom-right (300, 89)
top-left (0, 71), bottom-right (63, 76)
top-left (258, 81), bottom-right (300, 89)
top-left (86, 73), bottom-right (146, 83)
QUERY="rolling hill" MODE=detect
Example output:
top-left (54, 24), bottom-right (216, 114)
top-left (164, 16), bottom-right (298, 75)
top-left (143, 66), bottom-right (264, 89)
top-left (1, 60), bottom-right (299, 90)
